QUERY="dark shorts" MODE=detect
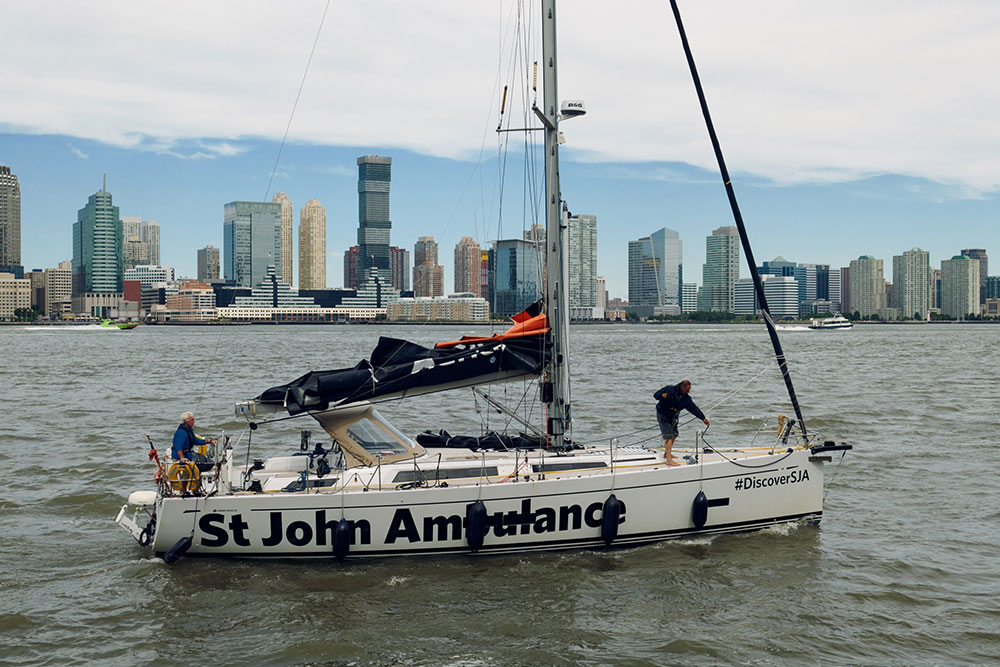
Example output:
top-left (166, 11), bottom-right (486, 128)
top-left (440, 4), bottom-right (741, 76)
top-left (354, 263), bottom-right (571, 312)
top-left (657, 411), bottom-right (679, 439)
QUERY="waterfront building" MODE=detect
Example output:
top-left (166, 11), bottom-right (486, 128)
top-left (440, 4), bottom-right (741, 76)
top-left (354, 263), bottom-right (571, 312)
top-left (44, 261), bottom-right (73, 318)
top-left (124, 265), bottom-right (175, 287)
top-left (848, 256), bottom-right (885, 318)
top-left (489, 239), bottom-right (541, 317)
top-left (73, 292), bottom-right (124, 320)
top-left (568, 213), bottom-right (598, 310)
top-left (165, 280), bottom-right (217, 322)
top-left (273, 192), bottom-right (294, 283)
top-left (387, 293), bottom-right (490, 322)
top-left (681, 282), bottom-right (698, 313)
top-left (454, 236), bottom-right (481, 296)
top-left (0, 272), bottom-right (30, 320)
top-left (698, 226), bottom-right (739, 312)
top-left (197, 245), bottom-right (220, 281)
top-left (627, 227), bottom-right (682, 310)
top-left (0, 166), bottom-right (21, 277)
top-left (733, 278), bottom-right (756, 316)
top-left (298, 198), bottom-right (326, 289)
top-left (26, 270), bottom-right (44, 312)
top-left (960, 248), bottom-right (988, 305)
top-left (344, 245), bottom-right (359, 289)
top-left (940, 255), bottom-right (981, 318)
top-left (892, 248), bottom-right (931, 319)
top-left (356, 155), bottom-right (393, 286)
top-left (340, 266), bottom-right (400, 309)
top-left (231, 265), bottom-right (318, 309)
top-left (596, 276), bottom-right (608, 312)
top-left (825, 267), bottom-right (842, 313)
top-left (390, 245), bottom-right (410, 292)
top-left (73, 183), bottom-right (123, 296)
top-left (223, 200), bottom-right (282, 287)
top-left (413, 236), bottom-right (444, 297)
top-left (985, 298), bottom-right (1000, 317)
top-left (763, 275), bottom-right (799, 319)
top-left (794, 264), bottom-right (817, 305)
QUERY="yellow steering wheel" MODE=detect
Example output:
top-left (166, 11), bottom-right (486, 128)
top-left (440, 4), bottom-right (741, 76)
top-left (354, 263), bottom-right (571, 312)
top-left (166, 462), bottom-right (201, 494)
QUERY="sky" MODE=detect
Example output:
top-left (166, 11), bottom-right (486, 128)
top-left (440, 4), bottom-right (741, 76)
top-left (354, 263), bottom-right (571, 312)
top-left (2, 0), bottom-right (999, 298)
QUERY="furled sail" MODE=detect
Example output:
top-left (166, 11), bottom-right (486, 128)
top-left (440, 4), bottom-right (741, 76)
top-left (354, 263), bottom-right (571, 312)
top-left (257, 305), bottom-right (550, 415)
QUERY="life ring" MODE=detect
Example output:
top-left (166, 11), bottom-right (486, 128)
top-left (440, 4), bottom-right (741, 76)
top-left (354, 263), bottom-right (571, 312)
top-left (167, 462), bottom-right (200, 494)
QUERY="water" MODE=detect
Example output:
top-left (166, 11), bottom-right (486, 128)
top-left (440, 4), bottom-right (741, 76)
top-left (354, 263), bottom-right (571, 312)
top-left (1, 322), bottom-right (998, 665)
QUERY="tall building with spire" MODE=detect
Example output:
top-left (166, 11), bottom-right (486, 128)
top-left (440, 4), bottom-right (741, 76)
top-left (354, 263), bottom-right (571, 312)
top-left (298, 198), bottom-right (326, 289)
top-left (273, 192), bottom-right (293, 282)
top-left (356, 155), bottom-right (392, 286)
top-left (72, 180), bottom-right (123, 295)
top-left (698, 226), bottom-right (740, 312)
top-left (0, 165), bottom-right (22, 277)
top-left (454, 236), bottom-right (481, 296)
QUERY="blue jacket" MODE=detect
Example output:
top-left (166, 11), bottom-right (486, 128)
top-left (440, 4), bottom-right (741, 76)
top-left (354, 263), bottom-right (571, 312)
top-left (171, 423), bottom-right (207, 460)
top-left (653, 383), bottom-right (706, 421)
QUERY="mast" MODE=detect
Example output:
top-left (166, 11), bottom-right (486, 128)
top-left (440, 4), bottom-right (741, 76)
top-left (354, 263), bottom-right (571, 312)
top-left (537, 0), bottom-right (571, 448)
top-left (668, 0), bottom-right (807, 435)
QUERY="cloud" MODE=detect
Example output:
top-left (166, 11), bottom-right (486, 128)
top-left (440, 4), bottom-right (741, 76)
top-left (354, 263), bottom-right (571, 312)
top-left (67, 143), bottom-right (88, 160)
top-left (5, 1), bottom-right (1000, 195)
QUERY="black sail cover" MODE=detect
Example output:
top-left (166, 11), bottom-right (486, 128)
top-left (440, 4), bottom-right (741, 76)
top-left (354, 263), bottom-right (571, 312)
top-left (257, 335), bottom-right (550, 415)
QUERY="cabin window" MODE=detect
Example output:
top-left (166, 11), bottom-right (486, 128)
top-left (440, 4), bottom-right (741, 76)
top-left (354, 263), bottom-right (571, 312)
top-left (347, 418), bottom-right (409, 456)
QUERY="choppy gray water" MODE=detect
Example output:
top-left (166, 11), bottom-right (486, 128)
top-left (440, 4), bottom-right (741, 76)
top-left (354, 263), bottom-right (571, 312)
top-left (1, 323), bottom-right (998, 665)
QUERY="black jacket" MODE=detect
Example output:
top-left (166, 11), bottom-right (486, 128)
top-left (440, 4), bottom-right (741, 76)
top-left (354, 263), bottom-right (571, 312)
top-left (653, 383), bottom-right (706, 421)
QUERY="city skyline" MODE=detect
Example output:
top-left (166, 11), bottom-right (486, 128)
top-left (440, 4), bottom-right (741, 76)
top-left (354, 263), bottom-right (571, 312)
top-left (3, 3), bottom-right (1000, 298)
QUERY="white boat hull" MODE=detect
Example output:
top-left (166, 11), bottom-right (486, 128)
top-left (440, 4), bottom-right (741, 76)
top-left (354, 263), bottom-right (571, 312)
top-left (123, 449), bottom-right (824, 559)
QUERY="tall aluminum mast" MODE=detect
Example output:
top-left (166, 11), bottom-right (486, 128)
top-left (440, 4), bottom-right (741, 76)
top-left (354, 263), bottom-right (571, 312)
top-left (536, 0), bottom-right (571, 448)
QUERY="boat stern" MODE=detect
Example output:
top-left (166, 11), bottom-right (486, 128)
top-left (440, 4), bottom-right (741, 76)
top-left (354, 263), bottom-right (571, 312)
top-left (115, 490), bottom-right (159, 546)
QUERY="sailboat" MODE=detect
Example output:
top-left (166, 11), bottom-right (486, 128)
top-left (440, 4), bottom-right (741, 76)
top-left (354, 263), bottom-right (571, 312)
top-left (116, 0), bottom-right (850, 561)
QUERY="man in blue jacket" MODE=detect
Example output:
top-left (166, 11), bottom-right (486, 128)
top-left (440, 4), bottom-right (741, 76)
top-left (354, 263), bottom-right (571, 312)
top-left (171, 411), bottom-right (217, 465)
top-left (653, 380), bottom-right (709, 466)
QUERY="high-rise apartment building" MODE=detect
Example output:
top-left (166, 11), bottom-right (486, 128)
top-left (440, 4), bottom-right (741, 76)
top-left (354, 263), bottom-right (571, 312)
top-left (454, 236), bottom-right (481, 296)
top-left (273, 192), bottom-right (294, 283)
top-left (840, 266), bottom-right (851, 314)
top-left (0, 166), bottom-right (22, 276)
top-left (344, 245), bottom-right (359, 289)
top-left (567, 213), bottom-right (597, 309)
top-left (143, 220), bottom-right (160, 266)
top-left (960, 248), bottom-right (987, 305)
top-left (73, 184), bottom-right (123, 295)
top-left (413, 236), bottom-right (444, 297)
top-left (389, 246), bottom-right (409, 292)
top-left (489, 239), bottom-right (540, 317)
top-left (627, 227), bottom-right (682, 310)
top-left (848, 256), bottom-right (885, 317)
top-left (356, 155), bottom-right (392, 286)
top-left (698, 226), bottom-right (740, 312)
top-left (197, 245), bottom-right (220, 281)
top-left (941, 254), bottom-right (981, 318)
top-left (892, 247), bottom-right (931, 319)
top-left (596, 276), bottom-right (608, 311)
top-left (223, 201), bottom-right (282, 287)
top-left (298, 199), bottom-right (326, 289)
top-left (123, 217), bottom-right (160, 268)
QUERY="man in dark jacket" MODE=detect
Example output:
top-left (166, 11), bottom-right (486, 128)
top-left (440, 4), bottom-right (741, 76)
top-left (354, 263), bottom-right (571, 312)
top-left (171, 411), bottom-right (217, 465)
top-left (653, 380), bottom-right (709, 466)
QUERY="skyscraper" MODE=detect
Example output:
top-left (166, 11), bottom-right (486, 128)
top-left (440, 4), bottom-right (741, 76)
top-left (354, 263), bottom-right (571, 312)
top-left (489, 239), bottom-right (540, 316)
top-left (73, 183), bottom-right (123, 295)
top-left (344, 246), bottom-right (359, 289)
top-left (389, 246), bottom-right (409, 292)
top-left (627, 227), bottom-right (682, 310)
top-left (698, 226), bottom-right (740, 312)
top-left (356, 155), bottom-right (392, 286)
top-left (0, 166), bottom-right (22, 277)
top-left (941, 254), bottom-right (980, 318)
top-left (273, 192), bottom-right (294, 282)
top-left (223, 201), bottom-right (282, 287)
top-left (142, 220), bottom-right (160, 266)
top-left (413, 236), bottom-right (444, 297)
top-left (197, 245), bottom-right (220, 281)
top-left (298, 198), bottom-right (326, 289)
top-left (892, 248), bottom-right (931, 319)
top-left (960, 248), bottom-right (987, 305)
top-left (567, 213), bottom-right (597, 309)
top-left (121, 216), bottom-right (159, 270)
top-left (454, 236), bottom-right (481, 296)
top-left (848, 255), bottom-right (884, 317)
